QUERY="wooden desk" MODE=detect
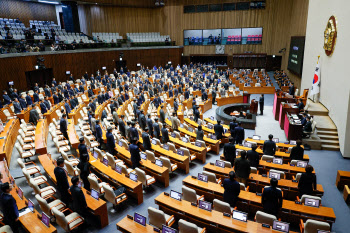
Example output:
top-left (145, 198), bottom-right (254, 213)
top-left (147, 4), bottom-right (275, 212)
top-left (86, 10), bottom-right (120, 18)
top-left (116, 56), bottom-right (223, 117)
top-left (279, 103), bottom-right (299, 130)
top-left (284, 114), bottom-right (302, 141)
top-left (336, 170), bottom-right (350, 190)
top-left (245, 138), bottom-right (304, 150)
top-left (182, 176), bottom-right (334, 226)
top-left (115, 144), bottom-right (170, 187)
top-left (243, 86), bottom-right (275, 94)
top-left (0, 119), bottom-right (20, 165)
top-left (44, 102), bottom-right (64, 125)
top-left (259, 160), bottom-right (314, 179)
top-left (67, 119), bottom-right (79, 149)
top-left (88, 153), bottom-right (144, 205)
top-left (0, 161), bottom-right (57, 233)
top-left (168, 136), bottom-right (206, 164)
top-left (204, 118), bottom-right (230, 131)
top-left (35, 119), bottom-right (48, 155)
top-left (16, 107), bottom-right (32, 123)
top-left (117, 216), bottom-right (155, 232)
top-left (273, 93), bottom-right (295, 121)
top-left (198, 100), bottom-right (212, 114)
top-left (155, 192), bottom-right (298, 233)
top-left (68, 103), bottom-right (85, 123)
top-left (217, 95), bottom-right (244, 107)
top-left (38, 154), bottom-right (109, 228)
top-left (185, 118), bottom-right (230, 141)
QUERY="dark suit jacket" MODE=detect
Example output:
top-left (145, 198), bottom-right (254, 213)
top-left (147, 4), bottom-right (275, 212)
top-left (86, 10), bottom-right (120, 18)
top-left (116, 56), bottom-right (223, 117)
top-left (146, 118), bottom-right (153, 133)
top-left (247, 150), bottom-right (260, 168)
top-left (19, 98), bottom-right (27, 109)
top-left (161, 127), bottom-right (169, 143)
top-left (139, 114), bottom-right (146, 130)
top-left (304, 121), bottom-right (312, 132)
top-left (224, 143), bottom-right (236, 165)
top-left (29, 109), bottom-right (40, 125)
top-left (159, 109), bottom-right (165, 123)
top-left (298, 173), bottom-right (317, 196)
top-left (13, 101), bottom-right (22, 114)
top-left (54, 166), bottom-right (69, 192)
top-left (106, 132), bottom-right (115, 151)
top-left (234, 126), bottom-right (245, 142)
top-left (196, 130), bottom-right (204, 141)
top-left (78, 144), bottom-right (88, 156)
top-left (95, 125), bottom-right (102, 141)
top-left (142, 132), bottom-right (152, 151)
top-left (118, 119), bottom-right (126, 136)
top-left (130, 127), bottom-right (139, 140)
top-left (263, 140), bottom-right (276, 155)
top-left (129, 144), bottom-right (140, 165)
top-left (223, 179), bottom-right (240, 207)
top-left (60, 118), bottom-right (67, 133)
top-left (229, 122), bottom-right (238, 136)
top-left (214, 124), bottom-right (224, 139)
top-left (290, 146), bottom-right (304, 161)
top-left (289, 85), bottom-right (295, 96)
top-left (234, 157), bottom-right (251, 179)
top-left (70, 185), bottom-right (87, 214)
top-left (40, 102), bottom-right (47, 114)
top-left (153, 123), bottom-right (160, 138)
top-left (262, 186), bottom-right (283, 216)
top-left (33, 93), bottom-right (39, 102)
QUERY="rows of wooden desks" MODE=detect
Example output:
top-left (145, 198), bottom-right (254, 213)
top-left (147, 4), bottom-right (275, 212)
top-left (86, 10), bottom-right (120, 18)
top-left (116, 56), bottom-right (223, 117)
top-left (0, 161), bottom-right (57, 233)
top-left (203, 163), bottom-right (324, 200)
top-left (185, 118), bottom-right (230, 143)
top-left (216, 95), bottom-right (244, 106)
top-left (182, 176), bottom-right (334, 227)
top-left (165, 119), bottom-right (220, 155)
top-left (336, 170), bottom-right (350, 190)
top-left (38, 154), bottom-right (109, 228)
top-left (154, 192), bottom-right (298, 233)
top-left (67, 119), bottom-right (80, 149)
top-left (0, 118), bottom-right (20, 165)
top-left (34, 119), bottom-right (48, 155)
top-left (68, 102), bottom-right (86, 123)
top-left (44, 102), bottom-right (64, 125)
top-left (243, 86), bottom-right (276, 94)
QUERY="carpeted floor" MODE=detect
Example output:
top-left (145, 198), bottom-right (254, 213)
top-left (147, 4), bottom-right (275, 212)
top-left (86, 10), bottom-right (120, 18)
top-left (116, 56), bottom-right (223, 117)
top-left (8, 73), bottom-right (350, 233)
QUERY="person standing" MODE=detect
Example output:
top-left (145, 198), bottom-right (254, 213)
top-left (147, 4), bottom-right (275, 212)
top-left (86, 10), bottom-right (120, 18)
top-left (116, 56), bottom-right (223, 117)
top-left (196, 125), bottom-right (204, 141)
top-left (234, 150), bottom-right (251, 185)
top-left (77, 154), bottom-right (91, 191)
top-left (161, 124), bottom-right (169, 144)
top-left (129, 139), bottom-right (141, 169)
top-left (159, 105), bottom-right (165, 123)
top-left (223, 171), bottom-right (241, 207)
top-left (234, 122), bottom-right (245, 145)
top-left (78, 137), bottom-right (88, 158)
top-left (1, 183), bottom-right (20, 233)
top-left (224, 137), bottom-right (236, 167)
top-left (262, 178), bottom-right (283, 217)
top-left (214, 120), bottom-right (224, 140)
top-left (229, 117), bottom-right (238, 139)
top-left (70, 176), bottom-right (88, 218)
top-left (153, 118), bottom-right (161, 139)
top-left (170, 112), bottom-right (179, 131)
top-left (259, 94), bottom-right (264, 115)
top-left (142, 128), bottom-right (152, 151)
top-left (95, 120), bottom-right (103, 149)
top-left (247, 145), bottom-right (260, 168)
top-left (263, 134), bottom-right (276, 155)
top-left (298, 165), bottom-right (317, 197)
top-left (54, 158), bottom-right (71, 204)
top-left (106, 127), bottom-right (116, 155)
top-left (290, 140), bottom-right (304, 161)
top-left (60, 114), bottom-right (69, 142)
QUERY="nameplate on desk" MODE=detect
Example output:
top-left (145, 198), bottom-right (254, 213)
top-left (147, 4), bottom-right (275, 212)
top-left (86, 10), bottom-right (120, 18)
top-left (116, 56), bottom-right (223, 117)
top-left (256, 192), bottom-right (262, 196)
top-left (153, 228), bottom-right (160, 232)
top-left (164, 192), bottom-right (169, 196)
top-left (127, 215), bottom-right (133, 220)
top-left (295, 201), bottom-right (302, 204)
top-left (210, 162), bottom-right (214, 165)
top-left (191, 202), bottom-right (197, 207)
top-left (292, 180), bottom-right (298, 183)
top-left (262, 174), bottom-right (267, 177)
top-left (191, 176), bottom-right (197, 179)
top-left (0, 137), bottom-right (5, 139)
top-left (223, 212), bottom-right (231, 217)
top-left (262, 223), bottom-right (270, 228)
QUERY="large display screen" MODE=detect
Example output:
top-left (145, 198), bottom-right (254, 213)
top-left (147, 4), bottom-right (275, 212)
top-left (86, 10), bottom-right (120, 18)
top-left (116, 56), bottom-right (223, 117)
top-left (287, 36), bottom-right (305, 75)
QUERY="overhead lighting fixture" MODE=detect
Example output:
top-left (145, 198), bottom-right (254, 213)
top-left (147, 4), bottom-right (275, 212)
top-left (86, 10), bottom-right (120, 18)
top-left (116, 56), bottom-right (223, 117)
top-left (38, 0), bottom-right (60, 4)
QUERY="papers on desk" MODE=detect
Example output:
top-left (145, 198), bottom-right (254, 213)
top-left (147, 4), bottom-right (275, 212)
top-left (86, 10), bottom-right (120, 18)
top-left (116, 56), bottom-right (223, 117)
top-left (19, 208), bottom-right (32, 217)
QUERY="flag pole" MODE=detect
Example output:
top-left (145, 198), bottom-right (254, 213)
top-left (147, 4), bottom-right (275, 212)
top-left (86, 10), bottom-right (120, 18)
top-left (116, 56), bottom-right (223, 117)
top-left (313, 55), bottom-right (321, 102)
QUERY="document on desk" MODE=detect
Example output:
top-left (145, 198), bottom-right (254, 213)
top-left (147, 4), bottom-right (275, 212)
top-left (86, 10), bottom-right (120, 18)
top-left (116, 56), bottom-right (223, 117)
top-left (19, 208), bottom-right (31, 217)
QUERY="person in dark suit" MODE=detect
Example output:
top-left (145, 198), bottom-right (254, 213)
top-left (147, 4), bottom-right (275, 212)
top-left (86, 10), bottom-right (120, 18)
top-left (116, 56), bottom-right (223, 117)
top-left (303, 116), bottom-right (312, 133)
top-left (290, 140), bottom-right (304, 161)
top-left (60, 114), bottom-right (69, 142)
top-left (33, 90), bottom-right (39, 103)
top-left (40, 100), bottom-right (47, 114)
top-left (54, 158), bottom-right (71, 204)
top-left (28, 104), bottom-right (40, 125)
top-left (300, 113), bottom-right (307, 126)
top-left (234, 150), bottom-right (251, 185)
top-left (224, 137), bottom-right (236, 167)
top-left (229, 117), bottom-right (238, 138)
top-left (247, 145), bottom-right (260, 168)
top-left (64, 99), bottom-right (71, 115)
top-left (88, 86), bottom-right (94, 97)
top-left (159, 105), bottom-right (165, 123)
top-left (118, 116), bottom-right (126, 138)
top-left (70, 176), bottom-right (88, 218)
top-left (95, 120), bottom-right (103, 149)
top-left (223, 171), bottom-right (241, 208)
top-left (25, 92), bottom-right (33, 106)
top-left (184, 89), bottom-right (190, 100)
top-left (106, 127), bottom-right (116, 155)
top-left (1, 183), bottom-right (20, 233)
top-left (2, 91), bottom-right (12, 105)
top-left (196, 125), bottom-right (204, 141)
top-left (263, 134), bottom-right (276, 155)
top-left (12, 98), bottom-right (22, 114)
top-left (214, 120), bottom-right (224, 140)
top-left (262, 178), bottom-right (283, 217)
top-left (297, 98), bottom-right (304, 112)
top-left (78, 137), bottom-right (88, 157)
top-left (161, 123), bottom-right (169, 144)
top-left (193, 105), bottom-right (200, 123)
top-left (129, 122), bottom-right (139, 140)
top-left (259, 94), bottom-right (264, 115)
top-left (129, 138), bottom-right (141, 169)
top-left (288, 83), bottom-right (295, 96)
top-left (139, 110), bottom-right (147, 130)
top-left (53, 92), bottom-right (59, 104)
top-left (142, 128), bottom-right (152, 151)
top-left (298, 165), bottom-right (317, 197)
top-left (146, 114), bottom-right (154, 137)
top-left (153, 118), bottom-right (161, 139)
top-left (77, 154), bottom-right (91, 191)
top-left (234, 122), bottom-right (245, 145)
top-left (19, 96), bottom-right (27, 109)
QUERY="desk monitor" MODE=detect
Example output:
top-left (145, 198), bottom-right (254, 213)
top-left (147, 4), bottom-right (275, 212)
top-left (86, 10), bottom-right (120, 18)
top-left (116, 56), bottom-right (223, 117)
top-left (252, 135), bottom-right (261, 140)
top-left (269, 172), bottom-right (281, 180)
top-left (91, 188), bottom-right (99, 200)
top-left (197, 173), bottom-right (208, 182)
top-left (198, 200), bottom-right (212, 212)
top-left (18, 187), bottom-right (23, 200)
top-left (163, 144), bottom-right (169, 151)
top-left (188, 127), bottom-right (193, 132)
top-left (170, 190), bottom-right (182, 201)
top-left (232, 210), bottom-right (248, 222)
top-left (152, 139), bottom-right (157, 145)
top-left (162, 225), bottom-right (178, 233)
top-left (93, 151), bottom-right (98, 159)
top-left (182, 137), bottom-right (189, 143)
top-left (177, 149), bottom-right (184, 156)
top-left (129, 173), bottom-right (138, 182)
top-left (115, 165), bottom-right (122, 174)
top-left (211, 135), bottom-right (217, 140)
top-left (244, 141), bottom-right (252, 148)
top-left (210, 116), bottom-right (214, 120)
top-left (140, 152), bottom-right (147, 160)
top-left (134, 212), bottom-right (146, 226)
top-left (180, 123), bottom-right (184, 128)
top-left (273, 157), bottom-right (283, 165)
top-left (289, 140), bottom-right (297, 145)
top-left (155, 159), bottom-right (163, 167)
top-left (118, 141), bottom-right (123, 147)
top-left (28, 199), bottom-right (35, 213)
top-left (102, 158), bottom-right (108, 166)
top-left (272, 138), bottom-right (279, 143)
top-left (190, 116), bottom-right (194, 121)
top-left (171, 132), bottom-right (176, 138)
top-left (42, 212), bottom-right (50, 227)
top-left (272, 220), bottom-right (290, 233)
top-left (195, 141), bottom-right (202, 147)
top-left (297, 161), bottom-right (308, 168)
top-left (304, 197), bottom-right (320, 208)
top-left (207, 124), bottom-right (213, 129)
top-left (215, 160), bottom-right (225, 168)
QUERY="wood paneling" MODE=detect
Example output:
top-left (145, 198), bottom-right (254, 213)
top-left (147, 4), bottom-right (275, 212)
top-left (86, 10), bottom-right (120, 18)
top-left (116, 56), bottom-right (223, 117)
top-left (0, 0), bottom-right (57, 27)
top-left (0, 47), bottom-right (183, 93)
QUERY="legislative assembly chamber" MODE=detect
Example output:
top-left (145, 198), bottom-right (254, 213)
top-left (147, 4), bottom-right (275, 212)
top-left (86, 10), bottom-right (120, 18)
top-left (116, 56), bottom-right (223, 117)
top-left (0, 0), bottom-right (349, 232)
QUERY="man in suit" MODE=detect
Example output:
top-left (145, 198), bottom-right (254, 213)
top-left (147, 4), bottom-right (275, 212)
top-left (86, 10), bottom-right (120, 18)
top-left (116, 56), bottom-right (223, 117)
top-left (70, 176), bottom-right (88, 218)
top-left (234, 151), bottom-right (251, 185)
top-left (54, 158), bottom-right (71, 204)
top-left (60, 114), bottom-right (69, 142)
top-left (12, 98), bottom-right (22, 114)
top-left (247, 145), bottom-right (260, 168)
top-left (53, 92), bottom-right (59, 104)
top-left (146, 114), bottom-right (154, 137)
top-left (214, 120), bottom-right (224, 140)
top-left (138, 110), bottom-right (147, 130)
top-left (88, 86), bottom-right (94, 97)
top-left (2, 91), bottom-right (12, 105)
top-left (39, 99), bottom-right (48, 114)
top-left (78, 137), bottom-right (88, 158)
top-left (1, 182), bottom-right (20, 233)
top-left (298, 165), bottom-right (317, 197)
top-left (263, 134), bottom-right (276, 155)
top-left (303, 117), bottom-right (312, 136)
top-left (64, 99), bottom-right (71, 115)
top-left (234, 122), bottom-right (244, 144)
top-left (95, 120), bottom-right (103, 149)
top-left (290, 140), bottom-right (304, 161)
top-left (300, 113), bottom-right (307, 126)
top-left (262, 178), bottom-right (283, 217)
top-left (159, 105), bottom-right (165, 123)
top-left (25, 92), bottom-right (33, 106)
top-left (259, 94), bottom-right (264, 115)
top-left (29, 104), bottom-right (40, 125)
top-left (33, 90), bottom-right (40, 103)
top-left (223, 171), bottom-right (241, 208)
top-left (288, 83), bottom-right (295, 96)
top-left (153, 118), bottom-right (161, 139)
top-left (161, 123), bottom-right (169, 144)
top-left (90, 113), bottom-right (97, 135)
top-left (229, 117), bottom-right (238, 138)
top-left (44, 85), bottom-right (51, 97)
top-left (19, 96), bottom-right (27, 109)
top-left (184, 88), bottom-right (190, 100)
top-left (142, 128), bottom-right (152, 151)
top-left (297, 98), bottom-right (305, 113)
top-left (129, 138), bottom-right (141, 169)
top-left (193, 105), bottom-right (200, 123)
top-left (171, 112), bottom-right (179, 131)
top-left (106, 127), bottom-right (116, 155)
top-left (196, 125), bottom-right (204, 141)
top-left (118, 116), bottom-right (126, 138)
top-left (224, 137), bottom-right (236, 167)
top-left (129, 122), bottom-right (139, 140)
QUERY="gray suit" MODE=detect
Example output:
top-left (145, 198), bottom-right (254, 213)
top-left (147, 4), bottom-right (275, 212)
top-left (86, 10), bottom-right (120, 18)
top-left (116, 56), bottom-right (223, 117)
top-left (171, 116), bottom-right (179, 130)
top-left (196, 130), bottom-right (204, 141)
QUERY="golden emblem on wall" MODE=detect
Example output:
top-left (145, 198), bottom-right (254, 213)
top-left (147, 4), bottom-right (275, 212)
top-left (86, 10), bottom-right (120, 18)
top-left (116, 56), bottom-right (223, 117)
top-left (323, 15), bottom-right (337, 56)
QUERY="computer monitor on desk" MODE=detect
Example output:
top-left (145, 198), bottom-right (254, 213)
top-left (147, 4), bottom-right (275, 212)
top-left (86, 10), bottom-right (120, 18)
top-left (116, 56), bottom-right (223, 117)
top-left (232, 210), bottom-right (248, 222)
top-left (289, 140), bottom-right (297, 145)
top-left (215, 160), bottom-right (225, 168)
top-left (198, 200), bottom-right (212, 212)
top-left (155, 159), bottom-right (163, 167)
top-left (252, 135), bottom-right (261, 140)
top-left (177, 149), bottom-right (184, 156)
top-left (304, 197), bottom-right (320, 208)
top-left (17, 187), bottom-right (23, 199)
top-left (162, 225), bottom-right (178, 233)
top-left (170, 190), bottom-right (182, 201)
top-left (273, 157), bottom-right (283, 165)
top-left (140, 152), bottom-right (147, 160)
top-left (272, 220), bottom-right (290, 233)
top-left (198, 173), bottom-right (208, 182)
top-left (269, 171), bottom-right (281, 180)
top-left (115, 165), bottom-right (122, 174)
top-left (91, 188), bottom-right (99, 200)
top-left (134, 212), bottom-right (146, 226)
top-left (129, 173), bottom-right (138, 182)
top-left (297, 161), bottom-right (308, 168)
top-left (272, 138), bottom-right (279, 143)
top-left (41, 212), bottom-right (50, 228)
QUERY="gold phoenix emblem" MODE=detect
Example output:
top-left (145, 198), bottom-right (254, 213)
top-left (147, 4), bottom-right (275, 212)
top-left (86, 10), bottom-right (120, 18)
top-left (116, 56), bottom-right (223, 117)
top-left (324, 16), bottom-right (337, 56)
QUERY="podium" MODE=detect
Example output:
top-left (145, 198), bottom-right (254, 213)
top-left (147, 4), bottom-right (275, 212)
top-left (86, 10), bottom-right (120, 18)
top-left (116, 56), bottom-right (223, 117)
top-left (243, 92), bottom-right (250, 103)
top-left (250, 99), bottom-right (258, 114)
